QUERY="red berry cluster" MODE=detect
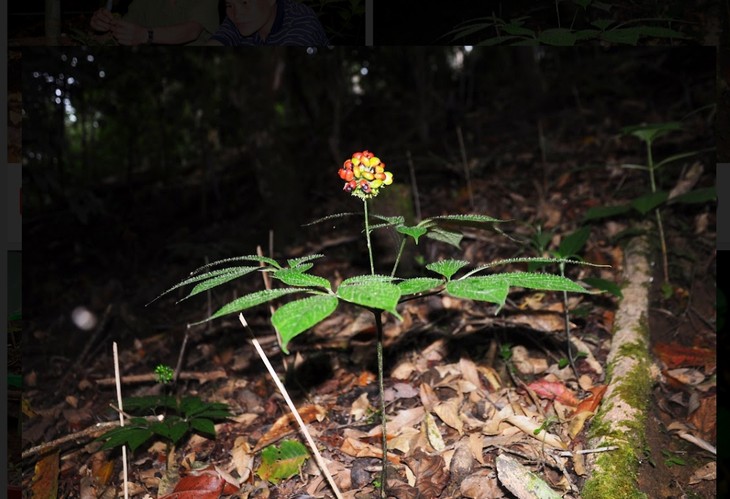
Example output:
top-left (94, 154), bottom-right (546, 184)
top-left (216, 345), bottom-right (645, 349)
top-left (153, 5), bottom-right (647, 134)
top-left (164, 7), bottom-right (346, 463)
top-left (338, 150), bottom-right (393, 199)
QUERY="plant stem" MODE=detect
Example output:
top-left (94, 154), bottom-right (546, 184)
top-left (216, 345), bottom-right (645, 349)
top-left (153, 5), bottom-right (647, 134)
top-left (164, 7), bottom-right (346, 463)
top-left (374, 310), bottom-right (387, 498)
top-left (364, 199), bottom-right (387, 497)
top-left (363, 199), bottom-right (375, 275)
top-left (390, 238), bottom-right (406, 278)
top-left (647, 141), bottom-right (670, 283)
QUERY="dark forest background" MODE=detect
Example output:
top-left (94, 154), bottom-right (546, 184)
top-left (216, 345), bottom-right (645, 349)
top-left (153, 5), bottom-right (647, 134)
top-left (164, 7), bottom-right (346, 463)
top-left (22, 47), bottom-right (715, 318)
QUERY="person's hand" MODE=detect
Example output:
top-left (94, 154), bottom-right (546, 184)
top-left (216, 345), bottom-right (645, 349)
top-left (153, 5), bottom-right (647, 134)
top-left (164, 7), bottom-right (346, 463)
top-left (111, 18), bottom-right (147, 46)
top-left (90, 8), bottom-right (115, 32)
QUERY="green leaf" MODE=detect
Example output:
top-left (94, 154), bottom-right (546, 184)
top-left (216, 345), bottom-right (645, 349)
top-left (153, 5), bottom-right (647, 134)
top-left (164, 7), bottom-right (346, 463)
top-left (582, 277), bottom-right (623, 298)
top-left (147, 266), bottom-right (259, 306)
top-left (189, 418), bottom-right (216, 438)
top-left (601, 28), bottom-right (641, 45)
top-left (122, 396), bottom-right (179, 412)
top-left (190, 255), bottom-right (282, 275)
top-left (257, 440), bottom-right (310, 484)
top-left (538, 28), bottom-right (577, 46)
top-left (272, 295), bottom-right (339, 354)
top-left (370, 214), bottom-right (405, 227)
top-left (425, 228), bottom-right (463, 248)
top-left (499, 272), bottom-right (589, 293)
top-left (340, 274), bottom-right (396, 285)
top-left (184, 267), bottom-right (260, 302)
top-left (273, 268), bottom-right (331, 290)
top-left (426, 259), bottom-right (469, 280)
top-left (150, 419), bottom-right (189, 445)
top-left (397, 225), bottom-right (428, 244)
top-left (583, 203), bottom-right (632, 221)
top-left (337, 281), bottom-right (401, 318)
top-left (669, 187), bottom-right (716, 204)
top-left (180, 398), bottom-right (230, 419)
top-left (303, 212), bottom-right (360, 226)
top-left (574, 29), bottom-right (601, 40)
top-left (397, 277), bottom-right (443, 296)
top-left (501, 23), bottom-right (536, 37)
top-left (631, 191), bottom-right (668, 214)
top-left (446, 277), bottom-right (510, 308)
top-left (557, 227), bottom-right (591, 259)
top-left (287, 254), bottom-right (325, 268)
top-left (462, 257), bottom-right (604, 279)
top-left (190, 288), bottom-right (305, 326)
top-left (591, 19), bottom-right (614, 30)
top-left (621, 122), bottom-right (682, 144)
top-left (100, 427), bottom-right (154, 452)
top-left (430, 214), bottom-right (507, 225)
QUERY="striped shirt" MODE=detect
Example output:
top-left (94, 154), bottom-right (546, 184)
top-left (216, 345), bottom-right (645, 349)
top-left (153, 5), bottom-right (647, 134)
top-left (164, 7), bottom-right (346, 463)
top-left (210, 0), bottom-right (329, 46)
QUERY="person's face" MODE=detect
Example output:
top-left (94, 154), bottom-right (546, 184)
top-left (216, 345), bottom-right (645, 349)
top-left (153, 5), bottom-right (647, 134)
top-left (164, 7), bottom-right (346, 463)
top-left (226, 0), bottom-right (277, 37)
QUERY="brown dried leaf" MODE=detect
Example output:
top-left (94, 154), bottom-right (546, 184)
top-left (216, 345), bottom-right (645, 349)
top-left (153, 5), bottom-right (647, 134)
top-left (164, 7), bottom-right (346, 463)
top-left (527, 379), bottom-right (580, 406)
top-left (433, 397), bottom-right (464, 435)
top-left (419, 382), bottom-right (440, 411)
top-left (424, 411), bottom-right (446, 451)
top-left (688, 394), bottom-right (716, 442)
top-left (339, 437), bottom-right (400, 464)
top-left (254, 404), bottom-right (326, 451)
top-left (231, 437), bottom-right (254, 483)
top-left (350, 392), bottom-right (372, 421)
top-left (460, 470), bottom-right (503, 499)
top-left (31, 450), bottom-right (59, 499)
top-left (688, 461), bottom-right (716, 484)
top-left (404, 449), bottom-right (450, 498)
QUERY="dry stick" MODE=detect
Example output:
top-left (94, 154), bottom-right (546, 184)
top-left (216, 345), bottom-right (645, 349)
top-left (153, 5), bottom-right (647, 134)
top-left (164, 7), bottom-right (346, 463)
top-left (22, 416), bottom-right (163, 461)
top-left (456, 126), bottom-right (475, 212)
top-left (406, 149), bottom-right (422, 222)
top-left (112, 342), bottom-right (129, 499)
top-left (238, 314), bottom-right (344, 499)
top-left (95, 369), bottom-right (227, 386)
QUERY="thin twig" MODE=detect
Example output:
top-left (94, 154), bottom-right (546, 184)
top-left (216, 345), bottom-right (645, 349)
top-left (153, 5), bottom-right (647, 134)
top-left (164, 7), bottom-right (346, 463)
top-left (94, 369), bottom-right (227, 386)
top-left (238, 314), bottom-right (344, 499)
top-left (113, 342), bottom-right (129, 499)
top-left (21, 416), bottom-right (163, 462)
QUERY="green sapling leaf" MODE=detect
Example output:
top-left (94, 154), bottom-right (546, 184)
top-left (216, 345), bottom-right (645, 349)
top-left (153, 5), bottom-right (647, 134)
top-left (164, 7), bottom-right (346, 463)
top-left (273, 268), bottom-right (331, 290)
top-left (446, 277), bottom-right (510, 308)
top-left (184, 266), bottom-right (261, 302)
top-left (557, 227), bottom-right (591, 259)
top-left (146, 266), bottom-right (259, 306)
top-left (272, 294), bottom-right (339, 354)
top-left (426, 259), bottom-right (469, 280)
top-left (189, 255), bottom-right (282, 275)
top-left (189, 288), bottom-right (304, 326)
top-left (396, 225), bottom-right (428, 243)
top-left (499, 272), bottom-right (590, 293)
top-left (189, 418), bottom-right (216, 437)
top-left (286, 254), bottom-right (325, 268)
top-left (631, 190), bottom-right (668, 214)
top-left (337, 281), bottom-right (402, 318)
top-left (397, 277), bottom-right (444, 296)
top-left (425, 228), bottom-right (464, 248)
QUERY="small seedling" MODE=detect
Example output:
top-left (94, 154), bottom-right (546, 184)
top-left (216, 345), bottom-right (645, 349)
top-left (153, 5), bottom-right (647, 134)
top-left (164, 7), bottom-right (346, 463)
top-left (96, 395), bottom-right (231, 454)
top-left (584, 121), bottom-right (715, 290)
top-left (154, 364), bottom-right (175, 384)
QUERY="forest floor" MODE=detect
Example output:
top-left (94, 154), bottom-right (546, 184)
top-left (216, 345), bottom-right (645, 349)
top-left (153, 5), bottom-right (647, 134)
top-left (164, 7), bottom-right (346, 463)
top-left (19, 104), bottom-right (717, 497)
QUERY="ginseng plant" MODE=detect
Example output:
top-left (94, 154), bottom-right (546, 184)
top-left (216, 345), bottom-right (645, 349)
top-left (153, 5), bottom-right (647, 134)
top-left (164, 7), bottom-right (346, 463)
top-left (150, 150), bottom-right (597, 498)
